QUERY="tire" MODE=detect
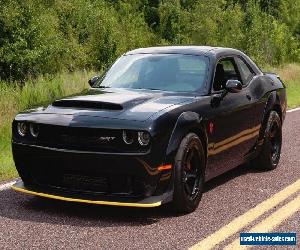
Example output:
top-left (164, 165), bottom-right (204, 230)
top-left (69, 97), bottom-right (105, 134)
top-left (252, 111), bottom-right (282, 170)
top-left (170, 133), bottom-right (205, 214)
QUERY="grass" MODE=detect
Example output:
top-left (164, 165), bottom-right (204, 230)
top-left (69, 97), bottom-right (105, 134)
top-left (0, 64), bottom-right (299, 182)
top-left (271, 64), bottom-right (300, 108)
top-left (0, 70), bottom-right (95, 181)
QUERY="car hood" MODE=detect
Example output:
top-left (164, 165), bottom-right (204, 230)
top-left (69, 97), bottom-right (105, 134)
top-left (30, 88), bottom-right (196, 122)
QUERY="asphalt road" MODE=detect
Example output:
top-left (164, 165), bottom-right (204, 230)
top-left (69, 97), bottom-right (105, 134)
top-left (0, 110), bottom-right (299, 250)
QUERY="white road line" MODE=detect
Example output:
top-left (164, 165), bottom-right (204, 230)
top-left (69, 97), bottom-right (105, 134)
top-left (287, 107), bottom-right (300, 113)
top-left (0, 180), bottom-right (16, 191)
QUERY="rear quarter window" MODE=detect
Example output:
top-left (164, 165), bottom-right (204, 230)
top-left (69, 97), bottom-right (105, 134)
top-left (236, 57), bottom-right (255, 85)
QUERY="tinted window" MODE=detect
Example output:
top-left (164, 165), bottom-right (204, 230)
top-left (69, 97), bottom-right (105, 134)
top-left (95, 54), bottom-right (209, 93)
top-left (213, 58), bottom-right (240, 91)
top-left (235, 57), bottom-right (254, 84)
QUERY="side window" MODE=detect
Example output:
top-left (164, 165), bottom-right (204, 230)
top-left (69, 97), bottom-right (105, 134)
top-left (213, 58), bottom-right (240, 91)
top-left (235, 57), bottom-right (254, 85)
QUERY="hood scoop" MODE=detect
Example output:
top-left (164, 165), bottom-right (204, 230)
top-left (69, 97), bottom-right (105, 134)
top-left (52, 100), bottom-right (123, 111)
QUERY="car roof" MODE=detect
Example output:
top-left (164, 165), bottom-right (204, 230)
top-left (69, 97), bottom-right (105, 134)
top-left (125, 46), bottom-right (241, 56)
top-left (124, 46), bottom-right (262, 74)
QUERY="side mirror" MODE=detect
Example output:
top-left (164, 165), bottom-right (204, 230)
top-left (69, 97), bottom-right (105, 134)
top-left (88, 75), bottom-right (100, 87)
top-left (225, 80), bottom-right (242, 93)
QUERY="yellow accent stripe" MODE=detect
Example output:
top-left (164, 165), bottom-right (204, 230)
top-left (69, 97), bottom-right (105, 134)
top-left (189, 179), bottom-right (300, 250)
top-left (160, 172), bottom-right (172, 181)
top-left (210, 125), bottom-right (261, 150)
top-left (11, 186), bottom-right (162, 208)
top-left (224, 195), bottom-right (300, 250)
top-left (208, 130), bottom-right (259, 156)
top-left (207, 125), bottom-right (260, 156)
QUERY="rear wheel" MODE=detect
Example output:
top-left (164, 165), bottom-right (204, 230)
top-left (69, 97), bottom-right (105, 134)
top-left (252, 111), bottom-right (282, 170)
top-left (170, 133), bottom-right (205, 214)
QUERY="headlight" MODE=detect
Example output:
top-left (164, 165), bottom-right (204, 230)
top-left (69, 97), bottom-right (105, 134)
top-left (138, 131), bottom-right (151, 146)
top-left (123, 130), bottom-right (134, 145)
top-left (30, 123), bottom-right (39, 138)
top-left (17, 122), bottom-right (28, 137)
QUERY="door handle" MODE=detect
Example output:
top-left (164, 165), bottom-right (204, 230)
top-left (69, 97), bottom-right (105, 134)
top-left (246, 94), bottom-right (252, 101)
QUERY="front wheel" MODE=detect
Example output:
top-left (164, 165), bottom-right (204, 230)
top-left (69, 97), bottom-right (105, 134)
top-left (170, 133), bottom-right (205, 214)
top-left (252, 111), bottom-right (282, 170)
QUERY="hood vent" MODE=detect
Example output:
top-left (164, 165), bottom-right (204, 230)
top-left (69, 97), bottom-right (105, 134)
top-left (52, 100), bottom-right (123, 111)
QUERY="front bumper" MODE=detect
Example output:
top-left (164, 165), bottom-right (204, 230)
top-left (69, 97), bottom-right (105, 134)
top-left (12, 142), bottom-right (173, 205)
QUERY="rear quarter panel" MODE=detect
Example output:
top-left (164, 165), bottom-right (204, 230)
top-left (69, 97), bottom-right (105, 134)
top-left (251, 73), bottom-right (286, 146)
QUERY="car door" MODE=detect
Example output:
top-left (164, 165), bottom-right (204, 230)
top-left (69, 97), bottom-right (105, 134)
top-left (234, 56), bottom-right (263, 139)
top-left (206, 56), bottom-right (257, 179)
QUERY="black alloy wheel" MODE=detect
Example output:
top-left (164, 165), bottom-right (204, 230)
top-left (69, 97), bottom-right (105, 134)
top-left (182, 145), bottom-right (202, 201)
top-left (269, 120), bottom-right (281, 165)
top-left (252, 111), bottom-right (282, 170)
top-left (170, 133), bottom-right (205, 213)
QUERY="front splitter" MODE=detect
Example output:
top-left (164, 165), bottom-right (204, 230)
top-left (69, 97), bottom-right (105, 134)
top-left (12, 180), bottom-right (163, 208)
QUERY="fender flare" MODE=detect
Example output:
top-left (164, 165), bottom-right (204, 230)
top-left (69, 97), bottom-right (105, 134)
top-left (258, 91), bottom-right (280, 142)
top-left (162, 111), bottom-right (207, 197)
top-left (165, 111), bottom-right (206, 162)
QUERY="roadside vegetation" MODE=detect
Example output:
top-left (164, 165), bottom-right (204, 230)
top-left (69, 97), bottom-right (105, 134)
top-left (273, 64), bottom-right (300, 108)
top-left (1, 0), bottom-right (300, 82)
top-left (0, 0), bottom-right (300, 181)
top-left (0, 71), bottom-right (94, 181)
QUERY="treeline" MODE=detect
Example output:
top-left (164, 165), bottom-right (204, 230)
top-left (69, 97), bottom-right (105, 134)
top-left (0, 0), bottom-right (299, 81)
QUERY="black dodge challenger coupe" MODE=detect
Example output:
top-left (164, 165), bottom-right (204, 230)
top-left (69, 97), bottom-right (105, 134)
top-left (12, 46), bottom-right (287, 213)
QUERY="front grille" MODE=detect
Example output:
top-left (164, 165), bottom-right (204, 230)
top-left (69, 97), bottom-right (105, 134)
top-left (29, 167), bottom-right (145, 196)
top-left (62, 174), bottom-right (109, 192)
top-left (30, 125), bottom-right (147, 153)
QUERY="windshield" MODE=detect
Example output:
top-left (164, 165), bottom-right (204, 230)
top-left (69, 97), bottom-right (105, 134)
top-left (94, 54), bottom-right (209, 92)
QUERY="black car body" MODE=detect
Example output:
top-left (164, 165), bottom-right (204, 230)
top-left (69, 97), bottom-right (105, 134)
top-left (12, 46), bottom-right (287, 211)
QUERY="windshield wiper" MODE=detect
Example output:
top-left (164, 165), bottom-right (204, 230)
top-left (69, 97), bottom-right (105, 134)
top-left (96, 85), bottom-right (111, 88)
top-left (147, 88), bottom-right (162, 91)
top-left (135, 87), bottom-right (161, 91)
